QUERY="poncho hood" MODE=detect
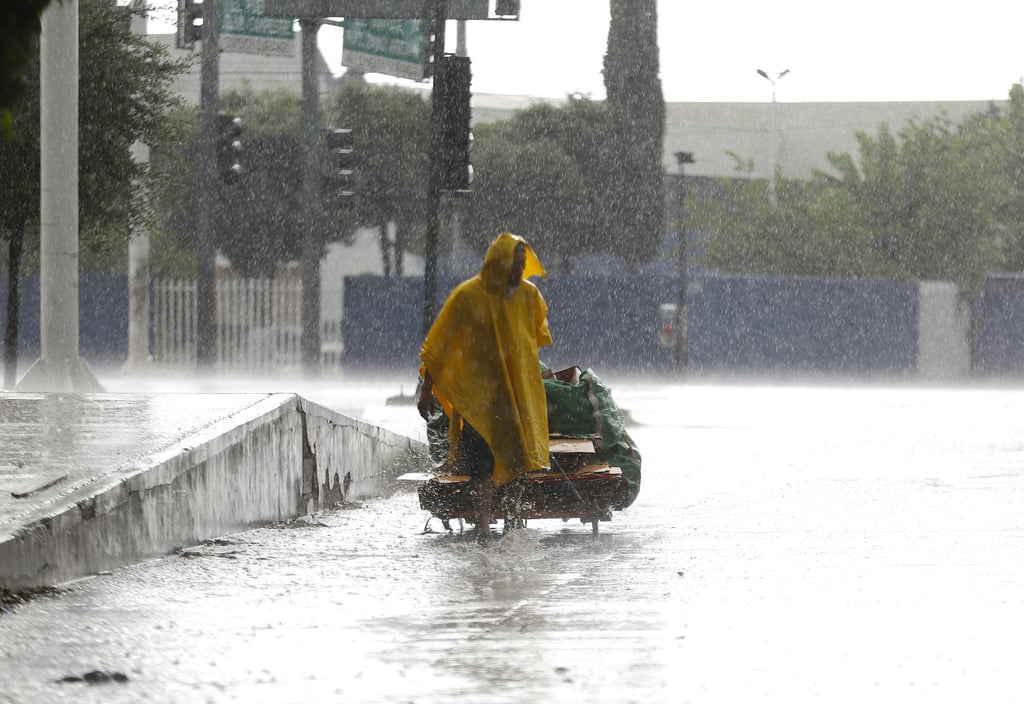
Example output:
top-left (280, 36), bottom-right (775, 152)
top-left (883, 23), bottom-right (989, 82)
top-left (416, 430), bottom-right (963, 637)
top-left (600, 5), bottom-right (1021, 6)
top-left (479, 232), bottom-right (547, 295)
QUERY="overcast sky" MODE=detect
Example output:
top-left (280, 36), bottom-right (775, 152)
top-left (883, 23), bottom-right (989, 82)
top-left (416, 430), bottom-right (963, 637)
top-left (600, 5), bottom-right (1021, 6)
top-left (146, 1), bottom-right (1024, 104)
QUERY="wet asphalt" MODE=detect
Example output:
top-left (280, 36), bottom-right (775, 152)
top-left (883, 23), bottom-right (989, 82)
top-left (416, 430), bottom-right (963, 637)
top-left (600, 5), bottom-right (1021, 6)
top-left (3, 381), bottom-right (1024, 702)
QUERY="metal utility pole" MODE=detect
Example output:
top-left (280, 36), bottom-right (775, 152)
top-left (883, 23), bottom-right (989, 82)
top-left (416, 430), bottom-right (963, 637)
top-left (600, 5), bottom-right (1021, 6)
top-left (674, 151), bottom-right (694, 375)
top-left (299, 17), bottom-right (323, 372)
top-left (456, 17), bottom-right (466, 55)
top-left (126, 0), bottom-right (151, 371)
top-left (16, 0), bottom-right (102, 391)
top-left (756, 68), bottom-right (789, 203)
top-left (196, 0), bottom-right (222, 367)
top-left (422, 0), bottom-right (447, 338)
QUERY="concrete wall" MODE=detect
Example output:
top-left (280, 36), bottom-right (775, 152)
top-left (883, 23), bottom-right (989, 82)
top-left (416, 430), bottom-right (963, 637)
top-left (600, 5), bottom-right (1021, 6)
top-left (0, 395), bottom-right (424, 590)
top-left (688, 276), bottom-right (919, 377)
top-left (1, 272), bottom-right (1015, 379)
top-left (341, 273), bottom-right (926, 378)
top-left (0, 274), bottom-right (129, 371)
top-left (918, 281), bottom-right (971, 380)
top-left (972, 275), bottom-right (1024, 377)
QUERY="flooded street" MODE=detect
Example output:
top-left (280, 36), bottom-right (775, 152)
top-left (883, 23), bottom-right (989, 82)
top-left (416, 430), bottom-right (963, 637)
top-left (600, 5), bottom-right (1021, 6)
top-left (3, 381), bottom-right (1024, 702)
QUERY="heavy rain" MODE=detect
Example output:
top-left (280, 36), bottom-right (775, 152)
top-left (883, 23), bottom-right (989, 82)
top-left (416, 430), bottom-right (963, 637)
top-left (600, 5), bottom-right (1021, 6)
top-left (4, 1), bottom-right (1024, 702)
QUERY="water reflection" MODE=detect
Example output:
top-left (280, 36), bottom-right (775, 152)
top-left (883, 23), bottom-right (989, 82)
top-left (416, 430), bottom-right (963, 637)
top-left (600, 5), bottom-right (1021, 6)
top-left (5, 381), bottom-right (1024, 702)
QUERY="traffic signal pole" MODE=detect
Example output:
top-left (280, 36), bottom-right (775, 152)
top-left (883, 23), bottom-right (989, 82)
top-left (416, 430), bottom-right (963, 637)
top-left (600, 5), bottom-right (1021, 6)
top-left (422, 0), bottom-right (446, 338)
top-left (196, 0), bottom-right (220, 367)
top-left (674, 151), bottom-right (694, 374)
top-left (299, 17), bottom-right (323, 372)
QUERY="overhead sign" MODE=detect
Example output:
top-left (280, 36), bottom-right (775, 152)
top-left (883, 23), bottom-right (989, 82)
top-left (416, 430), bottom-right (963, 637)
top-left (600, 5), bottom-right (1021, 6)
top-left (342, 18), bottom-right (428, 81)
top-left (264, 0), bottom-right (504, 20)
top-left (221, 0), bottom-right (296, 57)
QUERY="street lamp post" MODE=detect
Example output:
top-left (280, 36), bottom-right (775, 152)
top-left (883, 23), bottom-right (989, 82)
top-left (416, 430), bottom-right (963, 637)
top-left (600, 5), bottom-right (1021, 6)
top-left (674, 151), bottom-right (694, 375)
top-left (756, 68), bottom-right (789, 202)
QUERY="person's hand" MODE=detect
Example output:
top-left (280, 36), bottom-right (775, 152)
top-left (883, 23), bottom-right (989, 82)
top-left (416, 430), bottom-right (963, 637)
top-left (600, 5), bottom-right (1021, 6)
top-left (417, 382), bottom-right (433, 420)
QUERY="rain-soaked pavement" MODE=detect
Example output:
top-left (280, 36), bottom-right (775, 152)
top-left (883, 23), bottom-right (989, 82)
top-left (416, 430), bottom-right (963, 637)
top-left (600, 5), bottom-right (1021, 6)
top-left (4, 377), bottom-right (1024, 703)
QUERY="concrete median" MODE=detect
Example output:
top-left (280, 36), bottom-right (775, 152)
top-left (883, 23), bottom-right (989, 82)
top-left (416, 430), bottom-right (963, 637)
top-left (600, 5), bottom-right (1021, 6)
top-left (0, 393), bottom-right (425, 590)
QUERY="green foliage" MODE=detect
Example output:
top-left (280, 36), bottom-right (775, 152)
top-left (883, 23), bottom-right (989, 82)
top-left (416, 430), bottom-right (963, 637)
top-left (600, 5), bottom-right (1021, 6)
top-left (699, 175), bottom-right (883, 278)
top-left (603, 0), bottom-right (665, 269)
top-left (0, 0), bottom-right (188, 273)
top-left (78, 1), bottom-right (189, 271)
top-left (462, 128), bottom-right (587, 272)
top-left (154, 82), bottom-right (434, 278)
top-left (507, 97), bottom-right (616, 253)
top-left (990, 84), bottom-right (1024, 270)
top-left (0, 0), bottom-right (53, 140)
top-left (153, 85), bottom-right (313, 278)
top-left (700, 94), bottom-right (1022, 298)
top-left (324, 81), bottom-right (430, 267)
top-left (0, 0), bottom-right (186, 381)
top-left (459, 95), bottom-right (627, 271)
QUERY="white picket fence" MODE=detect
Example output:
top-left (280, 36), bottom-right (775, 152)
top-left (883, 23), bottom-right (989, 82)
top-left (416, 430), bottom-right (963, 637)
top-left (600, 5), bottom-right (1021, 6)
top-left (152, 278), bottom-right (342, 372)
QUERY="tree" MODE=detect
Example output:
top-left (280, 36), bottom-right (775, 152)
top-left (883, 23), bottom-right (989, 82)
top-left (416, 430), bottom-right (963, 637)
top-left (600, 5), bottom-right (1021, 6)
top-left (603, 0), bottom-right (665, 269)
top-left (502, 96), bottom-right (617, 258)
top-left (154, 88), bottom-right (310, 279)
top-left (697, 166), bottom-right (886, 278)
top-left (154, 86), bottom-right (363, 279)
top-left (154, 83), bottom-right (431, 280)
top-left (699, 107), bottom-right (1010, 298)
top-left (324, 82), bottom-right (430, 275)
top-left (0, 0), bottom-right (54, 139)
top-left (0, 0), bottom-right (187, 387)
top-left (461, 125), bottom-right (587, 273)
top-left (990, 84), bottom-right (1024, 270)
top-left (831, 117), bottom-right (1006, 294)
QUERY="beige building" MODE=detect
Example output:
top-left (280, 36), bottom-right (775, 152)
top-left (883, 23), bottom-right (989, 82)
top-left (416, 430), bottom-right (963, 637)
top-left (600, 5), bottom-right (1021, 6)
top-left (661, 99), bottom-right (1004, 180)
top-left (473, 92), bottom-right (1006, 180)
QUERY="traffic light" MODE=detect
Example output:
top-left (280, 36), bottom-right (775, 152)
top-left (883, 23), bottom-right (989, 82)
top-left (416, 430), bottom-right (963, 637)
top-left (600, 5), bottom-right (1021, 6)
top-left (322, 128), bottom-right (355, 210)
top-left (422, 17), bottom-right (439, 79)
top-left (437, 55), bottom-right (472, 193)
top-left (216, 113), bottom-right (244, 185)
top-left (176, 0), bottom-right (203, 49)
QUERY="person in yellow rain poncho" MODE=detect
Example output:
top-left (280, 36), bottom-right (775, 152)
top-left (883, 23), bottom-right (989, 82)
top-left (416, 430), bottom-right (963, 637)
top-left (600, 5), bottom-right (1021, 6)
top-left (417, 232), bottom-right (552, 538)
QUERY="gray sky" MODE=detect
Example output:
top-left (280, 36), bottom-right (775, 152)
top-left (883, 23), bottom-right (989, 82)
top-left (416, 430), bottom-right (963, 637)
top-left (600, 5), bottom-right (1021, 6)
top-left (147, 1), bottom-right (1024, 104)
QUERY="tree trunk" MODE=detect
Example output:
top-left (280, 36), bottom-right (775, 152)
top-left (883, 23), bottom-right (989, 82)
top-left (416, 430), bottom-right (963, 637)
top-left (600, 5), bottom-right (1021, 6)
top-left (3, 223), bottom-right (25, 389)
top-left (394, 222), bottom-right (405, 276)
top-left (379, 222), bottom-right (392, 276)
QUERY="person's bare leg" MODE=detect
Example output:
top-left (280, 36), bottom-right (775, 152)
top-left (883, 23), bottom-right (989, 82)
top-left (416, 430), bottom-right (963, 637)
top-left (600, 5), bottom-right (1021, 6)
top-left (477, 478), bottom-right (494, 539)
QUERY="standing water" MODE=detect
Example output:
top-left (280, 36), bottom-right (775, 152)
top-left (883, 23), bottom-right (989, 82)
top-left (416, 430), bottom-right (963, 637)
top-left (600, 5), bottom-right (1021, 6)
top-left (2, 380), bottom-right (1024, 703)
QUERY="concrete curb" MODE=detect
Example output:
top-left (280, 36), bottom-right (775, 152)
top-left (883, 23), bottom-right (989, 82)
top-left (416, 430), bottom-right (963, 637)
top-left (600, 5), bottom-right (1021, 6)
top-left (0, 394), bottom-right (425, 590)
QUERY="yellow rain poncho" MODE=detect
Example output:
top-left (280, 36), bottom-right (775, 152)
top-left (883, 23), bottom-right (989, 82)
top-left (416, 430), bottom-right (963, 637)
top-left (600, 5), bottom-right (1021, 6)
top-left (420, 232), bottom-right (553, 487)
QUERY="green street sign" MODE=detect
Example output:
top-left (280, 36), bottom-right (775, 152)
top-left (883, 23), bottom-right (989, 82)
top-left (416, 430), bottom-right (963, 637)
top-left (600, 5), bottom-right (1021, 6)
top-left (221, 0), bottom-right (296, 57)
top-left (342, 18), bottom-right (429, 81)
top-left (265, 0), bottom-right (495, 20)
